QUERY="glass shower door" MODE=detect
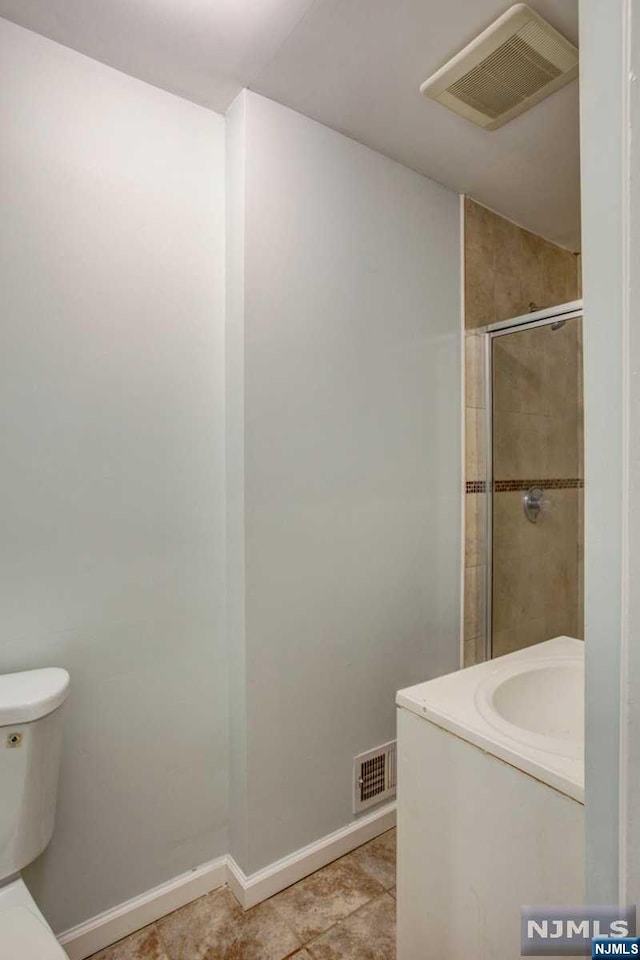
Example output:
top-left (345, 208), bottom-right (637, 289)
top-left (490, 315), bottom-right (584, 658)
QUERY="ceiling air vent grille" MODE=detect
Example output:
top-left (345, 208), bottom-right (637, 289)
top-left (420, 4), bottom-right (578, 131)
top-left (353, 740), bottom-right (397, 813)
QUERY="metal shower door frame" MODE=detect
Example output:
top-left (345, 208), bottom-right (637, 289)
top-left (482, 299), bottom-right (584, 662)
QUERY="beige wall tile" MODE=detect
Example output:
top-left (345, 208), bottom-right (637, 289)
top-left (464, 198), bottom-right (495, 329)
top-left (464, 563), bottom-right (485, 641)
top-left (546, 416), bottom-right (580, 479)
top-left (493, 538), bottom-right (549, 630)
top-left (542, 243), bottom-right (578, 308)
top-left (492, 627), bottom-right (515, 658)
top-left (465, 406), bottom-right (486, 481)
top-left (541, 488), bottom-right (579, 548)
top-left (493, 617), bottom-right (548, 658)
top-left (466, 259), bottom-right (494, 329)
top-left (463, 636), bottom-right (485, 667)
top-left (465, 535), bottom-right (484, 569)
top-left (577, 486), bottom-right (584, 637)
top-left (492, 486), bottom-right (581, 647)
top-left (576, 319), bottom-right (584, 479)
top-left (544, 545), bottom-right (579, 612)
top-left (493, 409), bottom-right (549, 479)
top-left (576, 253), bottom-right (582, 298)
top-left (465, 332), bottom-right (486, 409)
top-left (491, 315), bottom-right (582, 479)
top-left (519, 230), bottom-right (546, 313)
top-left (493, 490), bottom-right (533, 559)
top-left (493, 489), bottom-right (520, 558)
top-left (493, 215), bottom-right (525, 322)
top-left (519, 616), bottom-right (548, 651)
top-left (493, 326), bottom-right (546, 416)
top-left (464, 199), bottom-right (583, 660)
top-left (463, 637), bottom-right (477, 667)
top-left (493, 411), bottom-right (580, 481)
top-left (464, 198), bottom-right (580, 331)
top-left (544, 319), bottom-right (581, 418)
top-left (546, 605), bottom-right (580, 641)
top-left (492, 551), bottom-right (521, 633)
top-left (465, 492), bottom-right (486, 567)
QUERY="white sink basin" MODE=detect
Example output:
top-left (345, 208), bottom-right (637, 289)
top-left (396, 637), bottom-right (584, 802)
top-left (478, 657), bottom-right (584, 755)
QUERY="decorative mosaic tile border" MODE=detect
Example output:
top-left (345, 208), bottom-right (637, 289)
top-left (494, 478), bottom-right (585, 492)
top-left (465, 478), bottom-right (584, 494)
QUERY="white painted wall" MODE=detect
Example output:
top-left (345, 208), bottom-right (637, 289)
top-left (227, 91), bottom-right (461, 874)
top-left (225, 92), bottom-right (249, 870)
top-left (580, 0), bottom-right (640, 910)
top-left (0, 19), bottom-right (462, 928)
top-left (0, 19), bottom-right (227, 933)
top-left (621, 0), bottom-right (640, 909)
top-left (579, 0), bottom-right (626, 904)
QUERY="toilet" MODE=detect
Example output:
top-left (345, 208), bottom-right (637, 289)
top-left (0, 667), bottom-right (70, 958)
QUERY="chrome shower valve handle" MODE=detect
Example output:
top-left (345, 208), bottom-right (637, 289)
top-left (523, 486), bottom-right (550, 523)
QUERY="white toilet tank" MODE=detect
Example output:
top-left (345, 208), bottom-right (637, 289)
top-left (0, 669), bottom-right (70, 883)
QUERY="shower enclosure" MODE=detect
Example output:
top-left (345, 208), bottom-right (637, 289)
top-left (482, 302), bottom-right (584, 659)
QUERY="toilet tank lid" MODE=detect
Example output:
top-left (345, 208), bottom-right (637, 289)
top-left (0, 669), bottom-right (70, 725)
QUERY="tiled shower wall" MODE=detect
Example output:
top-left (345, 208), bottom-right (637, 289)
top-left (463, 198), bottom-right (581, 667)
top-left (491, 321), bottom-right (584, 657)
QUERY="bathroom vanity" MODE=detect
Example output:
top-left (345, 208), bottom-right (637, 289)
top-left (396, 637), bottom-right (584, 960)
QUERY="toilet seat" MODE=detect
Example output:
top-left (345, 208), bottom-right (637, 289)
top-left (0, 878), bottom-right (67, 959)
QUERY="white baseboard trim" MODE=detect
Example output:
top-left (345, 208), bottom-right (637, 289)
top-left (227, 801), bottom-right (396, 910)
top-left (57, 856), bottom-right (227, 960)
top-left (57, 802), bottom-right (396, 958)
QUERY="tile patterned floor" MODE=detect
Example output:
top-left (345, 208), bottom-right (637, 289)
top-left (90, 829), bottom-right (396, 960)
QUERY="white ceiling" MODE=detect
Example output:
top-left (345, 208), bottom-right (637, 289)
top-left (0, 0), bottom-right (581, 250)
top-left (253, 0), bottom-right (581, 249)
top-left (0, 0), bottom-right (317, 113)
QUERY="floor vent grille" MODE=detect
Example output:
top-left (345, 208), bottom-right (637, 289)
top-left (353, 741), bottom-right (397, 813)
